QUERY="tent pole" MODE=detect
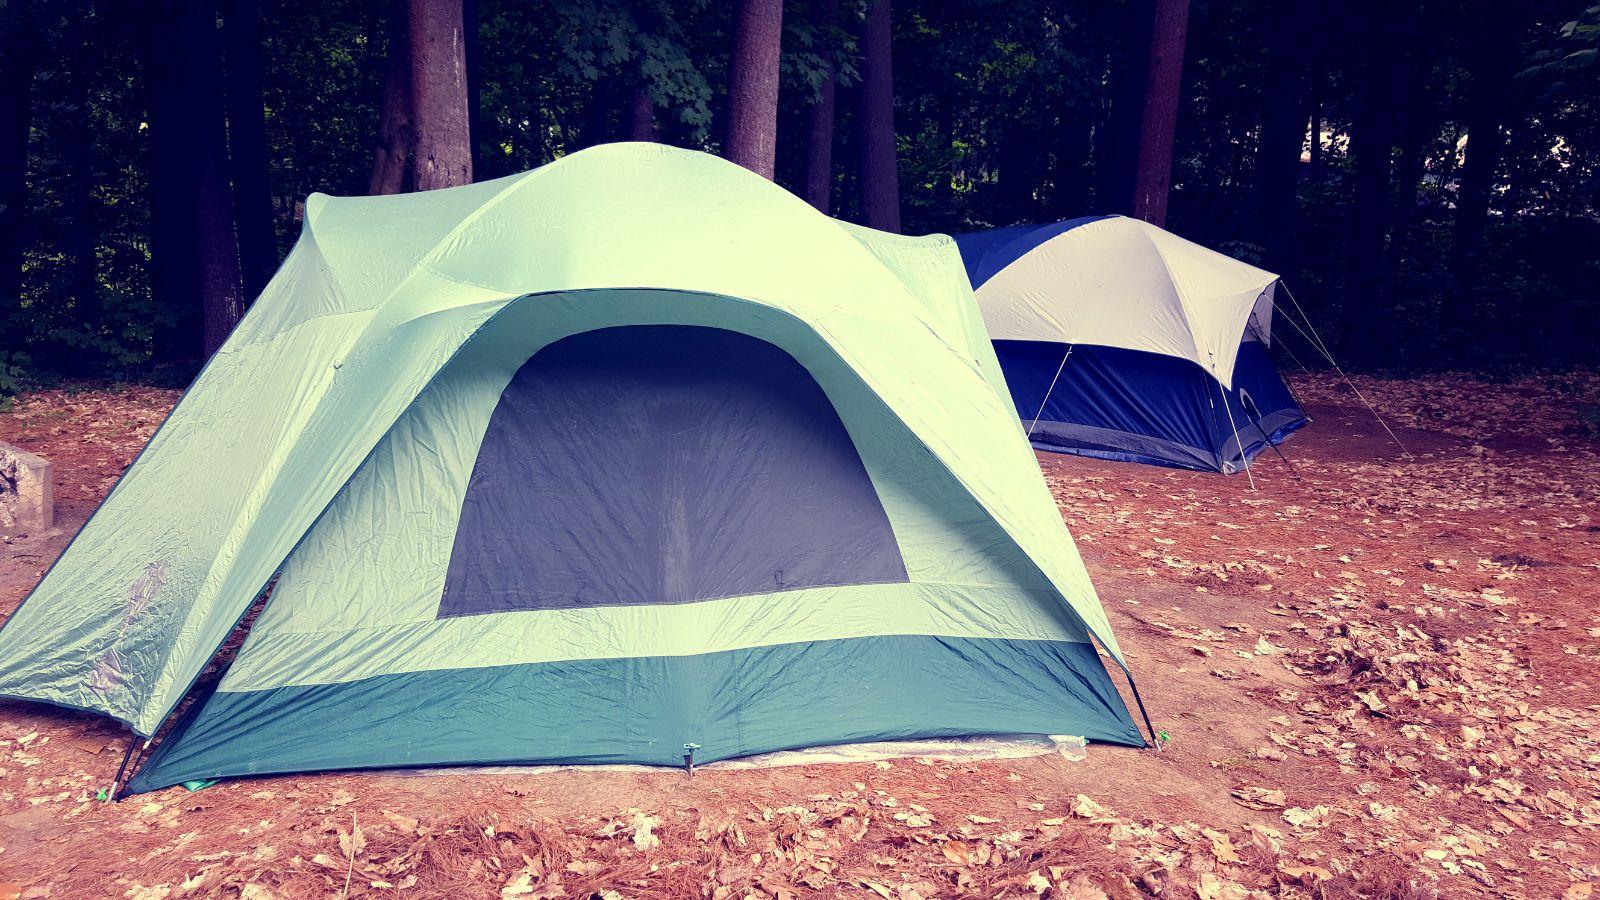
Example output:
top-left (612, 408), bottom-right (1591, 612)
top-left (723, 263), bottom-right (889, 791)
top-left (1214, 376), bottom-right (1256, 490)
top-left (1125, 671), bottom-right (1161, 751)
top-left (1026, 345), bottom-right (1074, 440)
top-left (107, 733), bottom-right (150, 802)
top-left (1240, 391), bottom-right (1302, 480)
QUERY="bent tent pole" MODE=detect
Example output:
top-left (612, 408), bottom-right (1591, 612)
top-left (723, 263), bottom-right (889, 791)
top-left (1274, 284), bottom-right (1413, 460)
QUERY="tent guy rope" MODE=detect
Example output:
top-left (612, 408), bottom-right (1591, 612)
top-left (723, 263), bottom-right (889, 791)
top-left (1276, 284), bottom-right (1413, 459)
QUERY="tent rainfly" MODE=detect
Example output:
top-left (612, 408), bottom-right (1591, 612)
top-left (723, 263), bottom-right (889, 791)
top-left (954, 216), bottom-right (1309, 474)
top-left (0, 144), bottom-right (1145, 795)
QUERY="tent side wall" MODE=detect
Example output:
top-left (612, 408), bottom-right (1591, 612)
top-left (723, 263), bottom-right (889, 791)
top-left (996, 339), bottom-right (1307, 473)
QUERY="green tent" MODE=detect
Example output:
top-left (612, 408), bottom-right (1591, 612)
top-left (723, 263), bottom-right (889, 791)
top-left (0, 143), bottom-right (1145, 794)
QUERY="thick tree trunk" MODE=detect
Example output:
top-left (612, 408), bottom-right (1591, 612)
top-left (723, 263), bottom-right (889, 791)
top-left (725, 0), bottom-right (784, 179)
top-left (369, 1), bottom-right (411, 195)
top-left (802, 0), bottom-right (840, 213)
top-left (858, 0), bottom-right (899, 231)
top-left (1252, 0), bottom-right (1305, 273)
top-left (1445, 40), bottom-right (1513, 346)
top-left (222, 0), bottom-right (278, 301)
top-left (627, 83), bottom-right (656, 142)
top-left (140, 0), bottom-right (246, 361)
top-left (1130, 0), bottom-right (1190, 227)
top-left (1340, 18), bottom-right (1397, 366)
top-left (407, 0), bottom-right (473, 190)
top-left (0, 0), bottom-right (42, 303)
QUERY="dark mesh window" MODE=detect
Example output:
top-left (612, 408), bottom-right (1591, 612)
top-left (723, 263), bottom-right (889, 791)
top-left (438, 325), bottom-right (906, 617)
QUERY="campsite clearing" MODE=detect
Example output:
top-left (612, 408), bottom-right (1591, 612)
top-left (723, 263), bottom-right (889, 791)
top-left (0, 371), bottom-right (1596, 899)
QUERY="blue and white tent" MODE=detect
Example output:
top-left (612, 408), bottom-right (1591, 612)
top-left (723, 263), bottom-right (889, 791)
top-left (954, 215), bottom-right (1308, 474)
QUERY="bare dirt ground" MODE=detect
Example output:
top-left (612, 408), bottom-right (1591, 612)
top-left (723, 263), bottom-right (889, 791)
top-left (0, 372), bottom-right (1596, 899)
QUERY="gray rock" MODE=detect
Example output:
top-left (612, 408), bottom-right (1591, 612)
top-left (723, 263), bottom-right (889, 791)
top-left (0, 441), bottom-right (52, 536)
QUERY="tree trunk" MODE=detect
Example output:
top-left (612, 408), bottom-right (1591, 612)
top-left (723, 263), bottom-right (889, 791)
top-left (1385, 38), bottom-right (1434, 276)
top-left (1445, 36), bottom-right (1514, 346)
top-left (223, 0), bottom-right (278, 301)
top-left (858, 0), bottom-right (899, 231)
top-left (1340, 16), bottom-right (1397, 366)
top-left (407, 0), bottom-right (473, 190)
top-left (140, 0), bottom-right (246, 360)
top-left (370, 1), bottom-right (411, 194)
top-left (0, 0), bottom-right (42, 304)
top-left (1251, 0), bottom-right (1305, 273)
top-left (580, 76), bottom-right (614, 150)
top-left (1052, 110), bottom-right (1092, 217)
top-left (627, 83), bottom-right (656, 142)
top-left (802, 0), bottom-right (840, 213)
top-left (1307, 102), bottom-right (1322, 183)
top-left (1130, 0), bottom-right (1190, 227)
top-left (996, 119), bottom-right (1039, 222)
top-left (463, 0), bottom-right (482, 175)
top-left (59, 3), bottom-right (98, 324)
top-left (725, 0), bottom-right (784, 179)
top-left (1097, 0), bottom-right (1155, 213)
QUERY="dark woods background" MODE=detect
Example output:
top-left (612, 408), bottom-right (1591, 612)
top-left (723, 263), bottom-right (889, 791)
top-left (1, 0), bottom-right (1598, 389)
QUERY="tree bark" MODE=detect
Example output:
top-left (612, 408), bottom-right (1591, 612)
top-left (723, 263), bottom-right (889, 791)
top-left (1130, 0), bottom-right (1190, 227)
top-left (1445, 33), bottom-right (1514, 346)
top-left (858, 0), bottom-right (899, 231)
top-left (0, 0), bottom-right (42, 304)
top-left (463, 0), bottom-right (482, 175)
top-left (222, 0), bottom-right (278, 301)
top-left (725, 0), bottom-right (784, 179)
top-left (627, 83), bottom-right (656, 142)
top-left (802, 0), bottom-right (840, 213)
top-left (58, 2), bottom-right (98, 323)
top-left (1340, 12), bottom-right (1397, 365)
top-left (1097, 0), bottom-right (1155, 213)
top-left (369, 1), bottom-right (411, 194)
top-left (1307, 102), bottom-right (1322, 183)
top-left (579, 75), bottom-right (614, 150)
top-left (407, 0), bottom-right (473, 190)
top-left (997, 119), bottom-right (1039, 222)
top-left (1052, 109), bottom-right (1092, 217)
top-left (140, 0), bottom-right (246, 360)
top-left (1385, 37), bottom-right (1434, 277)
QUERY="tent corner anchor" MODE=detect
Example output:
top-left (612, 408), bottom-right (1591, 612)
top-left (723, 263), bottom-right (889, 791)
top-left (682, 743), bottom-right (701, 777)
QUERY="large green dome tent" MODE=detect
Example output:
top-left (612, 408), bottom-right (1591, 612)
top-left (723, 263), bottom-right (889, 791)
top-left (0, 144), bottom-right (1146, 794)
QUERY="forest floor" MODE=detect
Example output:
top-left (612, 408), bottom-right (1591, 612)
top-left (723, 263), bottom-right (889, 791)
top-left (0, 371), bottom-right (1596, 899)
